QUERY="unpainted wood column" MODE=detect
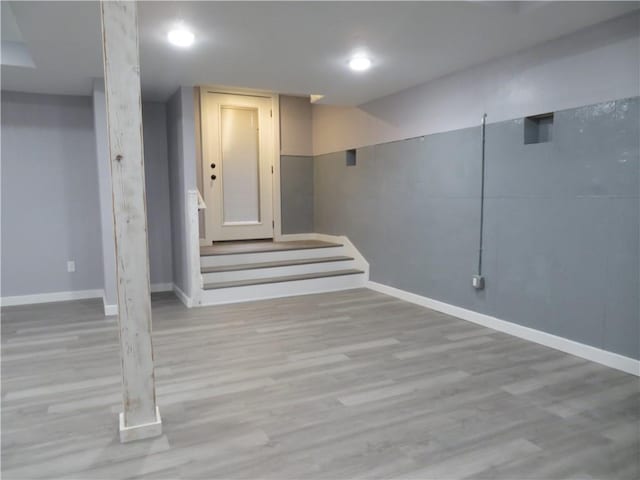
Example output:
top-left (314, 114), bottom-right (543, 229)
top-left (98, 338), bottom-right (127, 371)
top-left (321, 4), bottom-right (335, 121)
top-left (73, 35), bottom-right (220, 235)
top-left (100, 0), bottom-right (162, 443)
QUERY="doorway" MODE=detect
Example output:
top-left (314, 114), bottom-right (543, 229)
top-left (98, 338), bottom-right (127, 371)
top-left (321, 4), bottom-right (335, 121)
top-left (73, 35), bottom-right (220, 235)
top-left (199, 89), bottom-right (278, 242)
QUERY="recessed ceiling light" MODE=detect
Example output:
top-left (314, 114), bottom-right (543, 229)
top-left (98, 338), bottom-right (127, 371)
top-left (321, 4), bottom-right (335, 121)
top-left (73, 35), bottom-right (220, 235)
top-left (168, 28), bottom-right (194, 47)
top-left (349, 56), bottom-right (371, 72)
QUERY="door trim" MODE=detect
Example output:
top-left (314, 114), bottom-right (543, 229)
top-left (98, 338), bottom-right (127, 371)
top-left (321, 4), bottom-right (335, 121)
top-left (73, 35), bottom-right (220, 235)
top-left (198, 86), bottom-right (282, 242)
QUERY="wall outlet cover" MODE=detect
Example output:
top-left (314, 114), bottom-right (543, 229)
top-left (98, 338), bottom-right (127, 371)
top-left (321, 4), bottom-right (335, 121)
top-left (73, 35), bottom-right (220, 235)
top-left (67, 261), bottom-right (76, 273)
top-left (472, 275), bottom-right (485, 290)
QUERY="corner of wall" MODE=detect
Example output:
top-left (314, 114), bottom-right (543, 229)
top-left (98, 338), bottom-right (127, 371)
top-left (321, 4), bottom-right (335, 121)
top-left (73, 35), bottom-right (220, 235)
top-left (92, 77), bottom-right (118, 308)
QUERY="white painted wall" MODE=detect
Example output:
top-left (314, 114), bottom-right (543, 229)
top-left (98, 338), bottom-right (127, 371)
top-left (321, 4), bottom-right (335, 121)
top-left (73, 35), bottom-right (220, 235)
top-left (280, 95), bottom-right (312, 157)
top-left (312, 12), bottom-right (640, 155)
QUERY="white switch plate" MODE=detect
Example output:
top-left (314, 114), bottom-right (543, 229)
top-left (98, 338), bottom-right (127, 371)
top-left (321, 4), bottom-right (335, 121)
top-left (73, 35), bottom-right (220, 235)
top-left (67, 261), bottom-right (76, 273)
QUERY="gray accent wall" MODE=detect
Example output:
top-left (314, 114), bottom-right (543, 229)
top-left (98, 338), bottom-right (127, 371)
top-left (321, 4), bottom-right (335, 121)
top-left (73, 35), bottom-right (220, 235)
top-left (2, 90), bottom-right (175, 301)
top-left (279, 95), bottom-right (315, 234)
top-left (93, 84), bottom-right (174, 301)
top-left (95, 87), bottom-right (174, 293)
top-left (166, 87), bottom-right (197, 295)
top-left (280, 155), bottom-right (314, 234)
top-left (280, 95), bottom-right (312, 157)
top-left (92, 80), bottom-right (117, 306)
top-left (314, 97), bottom-right (639, 360)
top-left (142, 102), bottom-right (173, 285)
top-left (1, 92), bottom-right (103, 296)
top-left (312, 12), bottom-right (640, 155)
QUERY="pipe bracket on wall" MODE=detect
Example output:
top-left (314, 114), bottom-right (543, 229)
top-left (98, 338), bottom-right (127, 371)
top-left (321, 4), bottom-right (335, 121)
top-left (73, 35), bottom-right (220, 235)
top-left (474, 113), bottom-right (487, 290)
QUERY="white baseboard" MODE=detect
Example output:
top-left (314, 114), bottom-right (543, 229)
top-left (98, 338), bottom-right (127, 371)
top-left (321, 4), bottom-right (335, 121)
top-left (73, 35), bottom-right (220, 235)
top-left (106, 282), bottom-right (180, 315)
top-left (1, 289), bottom-right (104, 307)
top-left (173, 283), bottom-right (192, 308)
top-left (367, 281), bottom-right (640, 377)
top-left (103, 294), bottom-right (118, 316)
top-left (119, 406), bottom-right (162, 443)
top-left (151, 282), bottom-right (173, 293)
top-left (3, 281), bottom-right (176, 314)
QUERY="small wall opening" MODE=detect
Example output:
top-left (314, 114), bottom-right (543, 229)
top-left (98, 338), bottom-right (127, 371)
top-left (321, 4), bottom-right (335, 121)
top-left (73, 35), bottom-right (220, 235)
top-left (524, 112), bottom-right (554, 144)
top-left (346, 149), bottom-right (357, 166)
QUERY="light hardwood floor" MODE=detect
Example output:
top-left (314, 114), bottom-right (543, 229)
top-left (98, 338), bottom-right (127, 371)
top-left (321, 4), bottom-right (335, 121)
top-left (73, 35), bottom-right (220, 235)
top-left (2, 289), bottom-right (638, 479)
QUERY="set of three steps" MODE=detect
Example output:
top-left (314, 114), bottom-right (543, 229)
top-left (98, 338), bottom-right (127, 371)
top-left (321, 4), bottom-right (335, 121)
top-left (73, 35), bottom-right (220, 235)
top-left (198, 240), bottom-right (367, 305)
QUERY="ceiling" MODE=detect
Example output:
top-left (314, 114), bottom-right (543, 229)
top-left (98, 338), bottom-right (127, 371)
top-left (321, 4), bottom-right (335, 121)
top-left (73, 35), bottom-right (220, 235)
top-left (2, 1), bottom-right (638, 105)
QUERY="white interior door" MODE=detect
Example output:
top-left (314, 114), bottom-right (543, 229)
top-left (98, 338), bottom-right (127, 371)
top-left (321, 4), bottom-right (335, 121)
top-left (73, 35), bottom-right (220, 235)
top-left (201, 91), bottom-right (274, 241)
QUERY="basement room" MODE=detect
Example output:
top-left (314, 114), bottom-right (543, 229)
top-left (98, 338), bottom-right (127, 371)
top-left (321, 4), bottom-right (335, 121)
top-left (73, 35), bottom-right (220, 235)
top-left (1, 1), bottom-right (639, 479)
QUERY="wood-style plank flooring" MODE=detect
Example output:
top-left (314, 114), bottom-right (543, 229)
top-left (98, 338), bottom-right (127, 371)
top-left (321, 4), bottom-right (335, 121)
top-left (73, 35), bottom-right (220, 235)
top-left (2, 289), bottom-right (638, 479)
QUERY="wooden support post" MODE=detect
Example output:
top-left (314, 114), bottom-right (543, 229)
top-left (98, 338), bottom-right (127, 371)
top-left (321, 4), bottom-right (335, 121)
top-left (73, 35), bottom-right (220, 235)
top-left (100, 0), bottom-right (162, 443)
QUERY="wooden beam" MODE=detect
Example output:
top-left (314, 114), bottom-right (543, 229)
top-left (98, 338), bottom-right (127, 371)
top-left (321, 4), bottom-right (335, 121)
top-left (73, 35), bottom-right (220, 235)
top-left (100, 0), bottom-right (162, 443)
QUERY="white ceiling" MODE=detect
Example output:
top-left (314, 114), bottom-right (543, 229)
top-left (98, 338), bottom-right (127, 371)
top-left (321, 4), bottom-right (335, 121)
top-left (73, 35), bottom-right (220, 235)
top-left (2, 1), bottom-right (638, 105)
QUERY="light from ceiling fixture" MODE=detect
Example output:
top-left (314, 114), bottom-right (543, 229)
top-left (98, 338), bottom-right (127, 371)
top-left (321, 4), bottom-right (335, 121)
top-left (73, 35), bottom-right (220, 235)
top-left (168, 27), bottom-right (194, 47)
top-left (349, 56), bottom-right (371, 72)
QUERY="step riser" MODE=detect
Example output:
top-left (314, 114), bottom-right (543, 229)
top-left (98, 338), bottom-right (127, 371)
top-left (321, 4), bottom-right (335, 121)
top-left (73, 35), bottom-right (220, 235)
top-left (202, 259), bottom-right (357, 283)
top-left (200, 246), bottom-right (346, 268)
top-left (198, 273), bottom-right (367, 306)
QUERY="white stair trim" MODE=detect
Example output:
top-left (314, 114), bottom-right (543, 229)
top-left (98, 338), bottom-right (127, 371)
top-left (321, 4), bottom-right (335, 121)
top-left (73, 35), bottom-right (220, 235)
top-left (202, 258), bottom-right (357, 283)
top-left (367, 281), bottom-right (640, 377)
top-left (280, 233), bottom-right (370, 277)
top-left (199, 271), bottom-right (367, 306)
top-left (200, 243), bottom-right (344, 268)
top-left (195, 233), bottom-right (370, 307)
top-left (188, 190), bottom-right (203, 307)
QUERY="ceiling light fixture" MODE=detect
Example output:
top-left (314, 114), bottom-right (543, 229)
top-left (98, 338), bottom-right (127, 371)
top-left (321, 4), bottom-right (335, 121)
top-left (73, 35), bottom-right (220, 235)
top-left (168, 27), bottom-right (194, 47)
top-left (349, 56), bottom-right (371, 72)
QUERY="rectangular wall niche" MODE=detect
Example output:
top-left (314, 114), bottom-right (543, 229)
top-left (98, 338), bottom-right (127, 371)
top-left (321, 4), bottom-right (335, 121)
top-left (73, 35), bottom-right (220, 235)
top-left (524, 112), bottom-right (554, 144)
top-left (346, 149), bottom-right (357, 166)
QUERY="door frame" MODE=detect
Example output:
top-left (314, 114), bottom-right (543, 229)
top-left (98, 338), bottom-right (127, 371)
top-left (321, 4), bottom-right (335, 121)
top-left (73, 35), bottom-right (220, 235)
top-left (198, 86), bottom-right (282, 244)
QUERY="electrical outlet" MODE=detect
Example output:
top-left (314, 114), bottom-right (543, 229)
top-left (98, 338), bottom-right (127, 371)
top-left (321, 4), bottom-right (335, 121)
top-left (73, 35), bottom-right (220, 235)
top-left (67, 260), bottom-right (76, 273)
top-left (472, 275), bottom-right (484, 290)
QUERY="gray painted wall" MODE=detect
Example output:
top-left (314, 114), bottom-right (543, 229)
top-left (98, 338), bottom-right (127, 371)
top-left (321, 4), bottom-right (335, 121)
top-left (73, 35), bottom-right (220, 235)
top-left (142, 101), bottom-right (173, 285)
top-left (1, 92), bottom-right (103, 296)
top-left (280, 155), bottom-right (314, 234)
top-left (280, 95), bottom-right (312, 157)
top-left (2, 90), bottom-right (175, 300)
top-left (315, 97), bottom-right (639, 359)
top-left (92, 80), bottom-right (117, 306)
top-left (93, 85), bottom-right (174, 302)
top-left (166, 87), bottom-right (197, 295)
top-left (313, 12), bottom-right (640, 155)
